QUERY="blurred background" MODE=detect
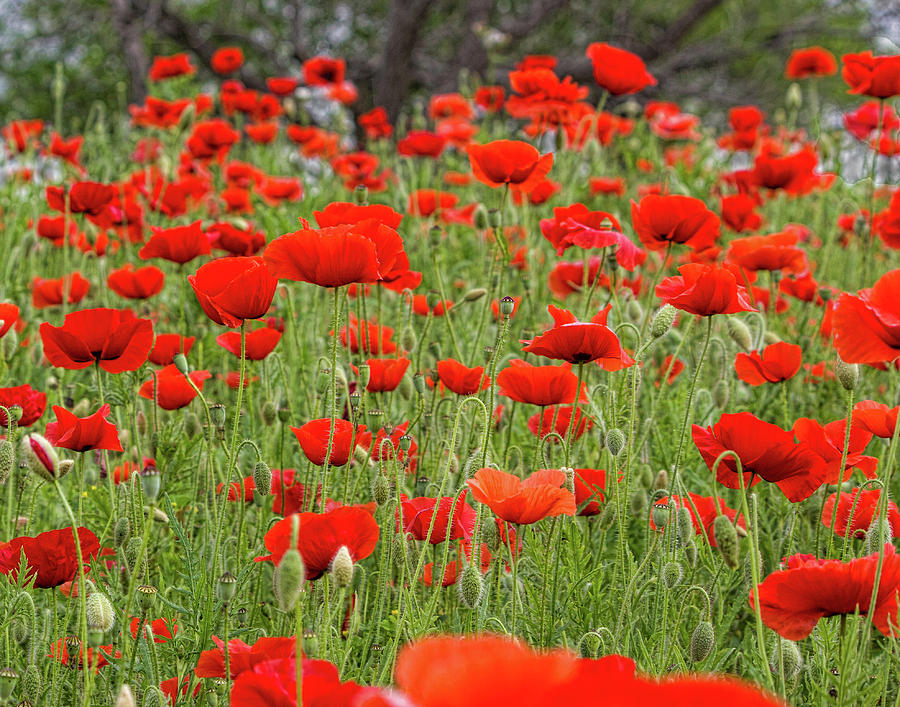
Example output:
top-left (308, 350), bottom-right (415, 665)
top-left (0, 0), bottom-right (898, 128)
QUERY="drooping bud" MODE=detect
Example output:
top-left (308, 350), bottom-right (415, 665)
top-left (464, 288), bottom-right (488, 302)
top-left (763, 331), bottom-right (781, 346)
top-left (274, 548), bottom-right (306, 611)
top-left (662, 561), bottom-right (683, 588)
top-left (0, 440), bottom-right (14, 483)
top-left (114, 516), bottom-right (131, 547)
top-left (651, 304), bottom-right (676, 339)
top-left (726, 317), bottom-right (752, 352)
top-left (173, 353), bottom-right (189, 376)
top-left (599, 502), bottom-right (617, 531)
top-left (261, 400), bottom-right (277, 426)
top-left (676, 506), bottom-right (694, 548)
top-left (217, 571), bottom-right (238, 604)
top-left (713, 515), bottom-right (739, 569)
top-left (331, 546), bottom-right (354, 588)
top-left (835, 357), bottom-right (858, 391)
top-left (605, 428), bottom-right (626, 457)
top-left (578, 630), bottom-right (603, 659)
top-left (21, 433), bottom-right (59, 482)
top-left (1, 328), bottom-right (18, 361)
top-left (136, 410), bottom-right (148, 437)
top-left (400, 326), bottom-right (417, 353)
top-left (630, 490), bottom-right (647, 515)
top-left (786, 82), bottom-right (803, 111)
top-left (690, 621), bottom-right (715, 663)
top-left (712, 379), bottom-right (730, 409)
top-left (458, 562), bottom-right (484, 608)
top-left (774, 638), bottom-right (803, 680)
top-left (626, 298), bottom-right (643, 323)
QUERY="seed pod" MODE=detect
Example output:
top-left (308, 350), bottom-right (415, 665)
top-left (458, 562), bottom-right (484, 608)
top-left (0, 668), bottom-right (18, 702)
top-left (651, 503), bottom-right (670, 529)
top-left (487, 208), bottom-right (502, 229)
top-left (0, 439), bottom-right (14, 483)
top-left (209, 403), bottom-right (226, 428)
top-left (835, 357), bottom-right (858, 391)
top-left (114, 516), bottom-right (131, 547)
top-left (662, 561), bottom-right (683, 588)
top-left (499, 296), bottom-right (515, 317)
top-left (331, 546), bottom-right (354, 588)
top-left (605, 428), bottom-right (626, 457)
top-left (274, 548), bottom-right (305, 612)
top-left (353, 184), bottom-right (368, 205)
top-left (261, 400), bottom-right (277, 426)
top-left (726, 318), bottom-right (752, 352)
top-left (86, 592), bottom-right (116, 633)
top-left (650, 304), bottom-right (676, 339)
top-left (412, 373), bottom-right (425, 395)
top-left (578, 630), bottom-right (603, 659)
top-left (690, 621), bottom-right (715, 663)
top-left (136, 584), bottom-right (157, 613)
top-left (139, 467), bottom-right (161, 504)
top-left (713, 515), bottom-right (739, 569)
top-left (216, 572), bottom-right (237, 604)
top-left (712, 379), bottom-right (730, 409)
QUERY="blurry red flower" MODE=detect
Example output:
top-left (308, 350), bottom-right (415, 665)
top-left (353, 357), bottom-right (409, 393)
top-left (303, 56), bottom-right (345, 85)
top-left (216, 326), bottom-right (281, 360)
top-left (785, 47), bottom-right (837, 78)
top-left (851, 400), bottom-right (898, 439)
top-left (727, 231), bottom-right (807, 274)
top-left (0, 385), bottom-right (46, 427)
top-left (467, 139), bottom-right (553, 191)
top-left (841, 52), bottom-right (900, 99)
top-left (189, 256), bottom-right (277, 328)
top-left (573, 468), bottom-right (612, 516)
top-left (358, 107), bottom-right (393, 139)
top-left (148, 53), bottom-right (195, 81)
top-left (398, 130), bottom-right (446, 158)
top-left (833, 269), bottom-right (900, 365)
top-left (40, 308), bottom-right (153, 373)
top-left (528, 405), bottom-right (593, 441)
top-left (148, 334), bottom-right (194, 366)
top-left (474, 85), bottom-right (505, 112)
top-left (436, 359), bottom-right (490, 395)
top-left (32, 272), bottom-right (90, 309)
top-left (211, 47), bottom-right (244, 75)
top-left (139, 364), bottom-right (211, 410)
top-left (751, 146), bottom-right (818, 194)
top-left (196, 635), bottom-right (296, 679)
top-left (468, 468), bottom-right (576, 524)
top-left (139, 221), bottom-right (211, 264)
top-left (822, 488), bottom-right (900, 539)
top-left (338, 315), bottom-right (397, 354)
top-left (107, 264), bottom-right (165, 300)
top-left (585, 43), bottom-right (656, 95)
top-left (721, 194), bottom-right (763, 232)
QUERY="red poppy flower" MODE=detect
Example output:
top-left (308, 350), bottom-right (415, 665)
top-left (352, 357), bottom-right (409, 393)
top-left (751, 146), bottom-right (818, 194)
top-left (40, 308), bottom-right (154, 373)
top-left (852, 400), bottom-right (899, 439)
top-left (0, 385), bottom-right (47, 427)
top-left (291, 418), bottom-right (372, 467)
top-left (138, 221), bottom-right (211, 264)
top-left (211, 47), bottom-right (244, 75)
top-left (822, 488), bottom-right (900, 539)
top-left (841, 52), bottom-right (900, 99)
top-left (833, 269), bottom-right (900, 365)
top-left (589, 176), bottom-right (626, 196)
top-left (265, 76), bottom-right (298, 96)
top-left (734, 341), bottom-right (802, 385)
top-left (216, 326), bottom-right (281, 361)
top-left (46, 181), bottom-right (116, 223)
top-left (338, 316), bottom-right (397, 355)
top-left (264, 219), bottom-right (407, 288)
top-left (408, 189), bottom-right (458, 218)
top-left (130, 617), bottom-right (178, 643)
top-left (255, 506), bottom-right (379, 578)
top-left (106, 264), bottom-right (165, 300)
top-left (467, 468), bottom-right (576, 525)
top-left (369, 421), bottom-right (418, 473)
top-left (844, 101), bottom-right (900, 141)
top-left (630, 195), bottom-right (720, 252)
top-left (474, 85), bottom-right (505, 112)
top-left (49, 638), bottom-right (119, 672)
top-left (148, 334), bottom-right (195, 366)
top-left (397, 130), bottom-right (446, 158)
top-left (656, 263), bottom-right (756, 317)
top-left (572, 468), bottom-right (613, 516)
top-left (727, 231), bottom-right (807, 274)
top-left (188, 256), bottom-right (277, 328)
top-left (139, 364), bottom-right (211, 410)
top-left (721, 194), bottom-right (763, 233)
top-left (793, 417), bottom-right (877, 483)
top-left (397, 490), bottom-right (477, 544)
top-left (785, 46), bottom-right (838, 78)
top-left (203, 222), bottom-right (263, 257)
top-left (650, 493), bottom-right (745, 547)
top-left (45, 404), bottom-right (122, 452)
top-left (196, 635), bottom-right (296, 679)
top-left (0, 527), bottom-right (100, 588)
top-left (528, 405), bottom-right (593, 441)
top-left (358, 106), bottom-right (393, 139)
top-left (186, 119), bottom-right (241, 160)
top-left (424, 542), bottom-right (492, 587)
top-left (585, 43), bottom-right (656, 95)
top-left (692, 412), bottom-right (828, 502)
top-left (148, 53), bottom-right (195, 81)
top-left (752, 547), bottom-right (900, 639)
top-left (522, 305), bottom-right (634, 369)
top-left (269, 469), bottom-right (307, 515)
top-left (218, 476), bottom-right (256, 503)
top-left (436, 359), bottom-right (490, 396)
top-left (466, 140), bottom-right (553, 191)
top-left (412, 295), bottom-right (452, 317)
top-left (313, 202), bottom-right (403, 230)
top-left (303, 56), bottom-right (345, 85)
top-left (49, 132), bottom-right (83, 169)
top-left (496, 359), bottom-right (587, 407)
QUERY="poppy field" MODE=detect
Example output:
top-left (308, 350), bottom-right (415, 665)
top-left (2, 37), bottom-right (900, 707)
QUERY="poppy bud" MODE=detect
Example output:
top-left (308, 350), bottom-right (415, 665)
top-left (261, 400), bottom-right (277, 426)
top-left (726, 317), bottom-right (752, 352)
top-left (278, 403), bottom-right (291, 423)
top-left (23, 664), bottom-right (40, 704)
top-left (393, 532), bottom-right (415, 568)
top-left (139, 466), bottom-right (161, 504)
top-left (0, 668), bottom-right (17, 702)
top-left (713, 515), bottom-right (739, 569)
top-left (458, 562), bottom-right (484, 608)
top-left (136, 584), bottom-right (157, 613)
top-left (173, 353), bottom-right (189, 376)
top-left (690, 621), bottom-right (715, 663)
top-left (0, 440), bottom-right (14, 484)
top-left (372, 474), bottom-right (392, 506)
top-left (428, 226), bottom-right (443, 247)
top-left (605, 428), bottom-right (626, 457)
top-left (578, 630), bottom-right (603, 659)
top-left (252, 461), bottom-right (272, 498)
top-left (684, 539), bottom-right (698, 567)
top-left (562, 466), bottom-right (575, 494)
top-left (599, 502), bottom-right (617, 531)
top-left (771, 637), bottom-right (802, 680)
top-left (86, 592), bottom-right (116, 634)
top-left (274, 547), bottom-right (305, 612)
top-left (487, 208), bottom-right (502, 229)
top-left (499, 295), bottom-right (515, 317)
top-left (463, 288), bottom-right (487, 304)
top-left (712, 379), bottom-right (730, 409)
top-left (653, 469), bottom-right (668, 491)
top-left (630, 490), bottom-right (647, 515)
top-left (114, 516), bottom-right (131, 547)
top-left (209, 403), bottom-right (226, 429)
top-left (626, 298), bottom-right (643, 323)
top-left (217, 571), bottom-right (238, 604)
top-left (46, 375), bottom-right (59, 392)
top-left (473, 204), bottom-right (489, 230)
top-left (21, 433), bottom-right (59, 483)
top-left (72, 398), bottom-right (91, 418)
top-left (638, 464), bottom-right (653, 488)
top-left (676, 506), bottom-right (694, 548)
top-left (835, 357), bottom-right (858, 391)
top-left (651, 503), bottom-right (670, 529)
top-left (428, 341), bottom-right (442, 361)
top-left (763, 331), bottom-right (781, 346)
top-left (136, 410), bottom-right (147, 437)
top-left (353, 184), bottom-right (368, 205)
top-left (662, 561), bottom-right (683, 588)
top-left (650, 304), bottom-right (676, 339)
top-left (400, 326), bottom-right (417, 352)
top-left (865, 518), bottom-right (887, 555)
top-left (1, 328), bottom-right (17, 361)
top-left (786, 82), bottom-right (803, 110)
top-left (114, 684), bottom-right (136, 707)
top-left (481, 518), bottom-right (500, 551)
top-left (413, 373), bottom-right (425, 395)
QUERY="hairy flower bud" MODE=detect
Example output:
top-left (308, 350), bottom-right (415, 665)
top-left (653, 469), bottom-right (668, 491)
top-left (774, 638), bottom-right (802, 680)
top-left (458, 562), bottom-right (484, 608)
top-left (274, 548), bottom-right (305, 612)
top-left (0, 440), bottom-right (14, 484)
top-left (676, 506), bottom-right (694, 548)
top-left (86, 592), bottom-right (116, 633)
top-left (726, 317), bottom-right (752, 352)
top-left (662, 561), bottom-right (683, 588)
top-left (835, 357), bottom-right (858, 392)
top-left (605, 428), bottom-right (626, 457)
top-left (630, 490), bottom-right (647, 516)
top-left (331, 546), bottom-right (354, 588)
top-left (261, 400), bottom-right (277, 427)
top-left (690, 621), bottom-right (715, 663)
top-left (650, 304), bottom-right (676, 339)
top-left (713, 515), bottom-right (739, 569)
top-left (712, 379), bottom-right (730, 409)
top-left (21, 433), bottom-right (59, 482)
top-left (23, 663), bottom-right (41, 704)
top-left (578, 630), bottom-right (603, 659)
top-left (626, 298), bottom-right (643, 323)
top-left (114, 684), bottom-right (136, 707)
top-left (253, 461), bottom-right (272, 498)
top-left (114, 516), bottom-right (131, 547)
top-left (473, 204), bottom-right (489, 230)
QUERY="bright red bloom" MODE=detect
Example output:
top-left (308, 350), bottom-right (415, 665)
top-left (211, 47), bottom-right (244, 75)
top-left (148, 334), bottom-right (194, 365)
top-left (0, 385), bottom-right (47, 427)
top-left (195, 635), bottom-right (296, 679)
top-left (397, 491), bottom-right (477, 544)
top-left (656, 263), bottom-right (756, 317)
top-left (589, 176), bottom-right (626, 196)
top-left (369, 421), bottom-right (418, 473)
top-left (216, 326), bottom-right (281, 361)
top-left (436, 359), bottom-right (490, 396)
top-left (467, 468), bottom-right (576, 525)
top-left (844, 101), bottom-right (900, 141)
top-left (727, 231), bottom-right (807, 274)
top-left (32, 272), bottom-right (90, 309)
top-left (522, 305), bottom-right (633, 369)
top-left (466, 139), bottom-right (553, 191)
top-left (230, 655), bottom-right (376, 706)
top-left (692, 412), bottom-right (828, 502)
top-left (313, 202), bottom-right (403, 230)
top-left (358, 106), bottom-right (393, 139)
top-left (267, 76), bottom-right (298, 95)
top-left (822, 488), bottom-right (900, 539)
top-left (851, 400), bottom-right (899, 439)
top-left (408, 189), bottom-right (458, 218)
top-left (303, 56), bottom-right (345, 85)
top-left (572, 468), bottom-right (612, 516)
top-left (49, 638), bottom-right (118, 672)
top-left (528, 405), bottom-right (593, 441)
top-left (751, 146), bottom-right (819, 194)
top-left (793, 417), bottom-right (877, 483)
top-left (0, 527), bottom-right (100, 588)
top-left (841, 52), bottom-right (900, 99)
top-left (106, 264), bottom-right (165, 300)
top-left (397, 130), bottom-right (446, 158)
top-left (630, 195), bottom-right (719, 252)
top-left (338, 315), bottom-right (397, 354)
top-left (785, 46), bottom-right (837, 78)
top-left (291, 418), bottom-right (372, 467)
top-left (721, 194), bottom-right (763, 232)
top-left (139, 364), bottom-right (211, 410)
top-left (139, 221), bottom-right (211, 264)
top-left (833, 269), bottom-right (900, 365)
top-left (585, 43), bottom-right (656, 95)
top-left (45, 404), bottom-right (122, 452)
top-left (46, 181), bottom-right (116, 226)
top-left (734, 341), bottom-right (802, 385)
top-left (497, 359), bottom-right (587, 407)
top-left (40, 308), bottom-right (153, 373)
top-left (255, 506), bottom-right (380, 578)
top-left (130, 617), bottom-right (178, 643)
top-left (353, 357), bottom-right (409, 393)
top-left (49, 133), bottom-right (84, 169)
top-left (189, 256), bottom-right (277, 328)
top-left (148, 53), bottom-right (195, 81)
top-left (474, 85), bottom-right (505, 112)
top-left (752, 547), bottom-right (900, 639)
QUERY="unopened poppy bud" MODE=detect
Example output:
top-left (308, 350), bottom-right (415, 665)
top-left (653, 469), bottom-right (668, 490)
top-left (274, 548), bottom-right (305, 612)
top-left (209, 403), bottom-right (226, 428)
top-left (6, 405), bottom-right (22, 424)
top-left (114, 516), bottom-right (131, 547)
top-left (217, 571), bottom-right (237, 604)
top-left (630, 490), bottom-right (647, 515)
top-left (763, 331), bottom-right (781, 346)
top-left (487, 208), bottom-right (502, 229)
top-left (684, 540), bottom-right (698, 567)
top-left (464, 288), bottom-right (487, 302)
top-left (261, 400), bottom-right (277, 426)
top-left (562, 466), bottom-right (575, 494)
top-left (651, 503), bottom-right (670, 529)
top-left (726, 318), bottom-right (752, 352)
top-left (21, 433), bottom-right (59, 482)
top-left (252, 461), bottom-right (272, 497)
top-left (428, 341), bottom-right (441, 360)
top-left (114, 684), bottom-right (136, 707)
top-left (372, 474), bottom-right (392, 506)
top-left (712, 379), bottom-right (730, 409)
top-left (662, 561), bottom-right (683, 588)
top-left (605, 428), bottom-right (626, 457)
top-left (599, 502), bottom-right (617, 531)
top-left (713, 515), bottom-right (739, 569)
top-left (315, 370), bottom-right (331, 394)
top-left (0, 440), bottom-right (14, 484)
top-left (72, 398), bottom-right (90, 417)
top-left (481, 518), bottom-right (500, 551)
top-left (818, 287), bottom-right (833, 302)
top-left (86, 592), bottom-right (116, 634)
top-left (412, 373), bottom-right (426, 395)
top-left (458, 562), bottom-right (484, 608)
top-left (357, 363), bottom-right (371, 389)
top-left (136, 585), bottom-right (157, 613)
top-left (626, 298), bottom-right (643, 323)
top-left (499, 295), bottom-right (515, 317)
top-left (173, 353), bottom-right (189, 375)
top-left (23, 664), bottom-right (41, 704)
top-left (139, 466), bottom-right (161, 504)
top-left (786, 82), bottom-right (803, 110)
top-left (578, 630), bottom-right (603, 659)
top-left (865, 518), bottom-right (887, 555)
top-left (651, 304), bottom-right (676, 339)
top-left (473, 204), bottom-right (489, 229)
top-left (690, 621), bottom-right (715, 663)
top-left (676, 506), bottom-right (694, 547)
top-left (835, 357), bottom-right (858, 391)
top-left (1, 328), bottom-right (17, 361)
top-left (353, 184), bottom-right (368, 205)
top-left (428, 225), bottom-right (443, 247)
top-left (0, 668), bottom-right (18, 702)
top-left (136, 410), bottom-right (147, 437)
top-left (400, 326), bottom-right (417, 352)
top-left (774, 638), bottom-right (802, 680)
top-left (278, 403), bottom-right (291, 423)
